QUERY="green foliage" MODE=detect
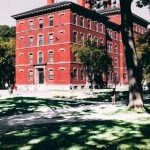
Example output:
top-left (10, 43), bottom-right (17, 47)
top-left (136, 0), bottom-right (150, 8)
top-left (72, 40), bottom-right (113, 88)
top-left (136, 31), bottom-right (150, 83)
top-left (0, 25), bottom-right (16, 88)
top-left (0, 25), bottom-right (15, 40)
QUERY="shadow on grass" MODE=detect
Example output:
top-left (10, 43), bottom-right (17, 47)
top-left (0, 120), bottom-right (150, 150)
top-left (0, 97), bottom-right (95, 117)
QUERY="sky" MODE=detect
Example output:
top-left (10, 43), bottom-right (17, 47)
top-left (0, 0), bottom-right (149, 26)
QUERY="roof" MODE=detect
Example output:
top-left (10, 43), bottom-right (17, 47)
top-left (98, 7), bottom-right (149, 27)
top-left (12, 1), bottom-right (108, 21)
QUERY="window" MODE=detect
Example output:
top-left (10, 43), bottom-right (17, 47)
top-left (59, 13), bottom-right (64, 25)
top-left (73, 31), bottom-right (77, 43)
top-left (19, 37), bottom-right (24, 47)
top-left (80, 16), bottom-right (84, 27)
top-left (100, 23), bottom-right (103, 33)
top-left (110, 30), bottom-right (113, 38)
top-left (94, 37), bottom-right (98, 45)
top-left (100, 38), bottom-right (104, 45)
top-left (38, 35), bottom-right (43, 46)
top-left (29, 70), bottom-right (33, 81)
top-left (87, 34), bottom-right (92, 42)
top-left (114, 72), bottom-right (118, 82)
top-left (39, 19), bottom-right (43, 29)
top-left (49, 16), bottom-right (53, 26)
top-left (114, 45), bottom-right (118, 53)
top-left (80, 33), bottom-right (84, 44)
top-left (29, 36), bottom-right (33, 47)
top-left (73, 68), bottom-right (78, 80)
top-left (110, 43), bottom-right (113, 52)
top-left (107, 43), bottom-right (112, 52)
top-left (38, 52), bottom-right (43, 64)
top-left (73, 14), bottom-right (77, 25)
top-left (109, 72), bottom-right (113, 81)
top-left (94, 22), bottom-right (98, 31)
top-left (107, 29), bottom-right (113, 38)
top-left (123, 72), bottom-right (128, 80)
top-left (87, 19), bottom-right (91, 29)
top-left (73, 52), bottom-right (77, 62)
top-left (29, 20), bottom-right (33, 30)
top-left (114, 57), bottom-right (118, 67)
top-left (81, 69), bottom-right (84, 80)
top-left (49, 33), bottom-right (53, 45)
top-left (49, 69), bottom-right (54, 80)
top-left (49, 51), bottom-right (53, 62)
top-left (114, 31), bottom-right (118, 40)
top-left (29, 53), bottom-right (33, 64)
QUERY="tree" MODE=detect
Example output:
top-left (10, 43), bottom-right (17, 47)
top-left (119, 0), bottom-right (149, 111)
top-left (0, 25), bottom-right (15, 40)
top-left (0, 25), bottom-right (15, 88)
top-left (72, 40), bottom-right (113, 89)
top-left (136, 31), bottom-right (150, 83)
top-left (91, 0), bottom-right (149, 111)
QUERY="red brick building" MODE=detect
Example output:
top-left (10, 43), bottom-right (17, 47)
top-left (12, 0), bottom-right (149, 90)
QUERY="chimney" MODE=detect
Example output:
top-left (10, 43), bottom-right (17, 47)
top-left (84, 0), bottom-right (92, 9)
top-left (47, 0), bottom-right (54, 5)
top-left (77, 0), bottom-right (85, 7)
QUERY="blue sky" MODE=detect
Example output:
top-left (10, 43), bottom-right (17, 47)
top-left (0, 0), bottom-right (149, 26)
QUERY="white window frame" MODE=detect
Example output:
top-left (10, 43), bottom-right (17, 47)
top-left (49, 69), bottom-right (54, 80)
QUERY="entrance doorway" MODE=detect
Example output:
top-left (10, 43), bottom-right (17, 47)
top-left (38, 68), bottom-right (44, 84)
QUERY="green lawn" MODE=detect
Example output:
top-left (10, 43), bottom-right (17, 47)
top-left (0, 96), bottom-right (150, 150)
top-left (0, 120), bottom-right (150, 150)
top-left (0, 97), bottom-right (94, 117)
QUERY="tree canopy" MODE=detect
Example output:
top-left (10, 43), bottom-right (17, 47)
top-left (0, 25), bottom-right (16, 88)
top-left (72, 40), bottom-right (113, 88)
top-left (136, 31), bottom-right (150, 83)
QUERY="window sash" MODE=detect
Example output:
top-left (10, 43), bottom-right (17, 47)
top-left (29, 54), bottom-right (33, 64)
top-left (39, 19), bottom-right (43, 28)
top-left (29, 71), bottom-right (33, 80)
top-left (38, 52), bottom-right (43, 64)
top-left (49, 69), bottom-right (54, 80)
top-left (29, 21), bottom-right (33, 30)
top-left (29, 37), bottom-right (33, 47)
top-left (49, 17), bottom-right (53, 26)
top-left (49, 51), bottom-right (53, 62)
top-left (49, 34), bottom-right (53, 44)
top-left (38, 35), bottom-right (43, 46)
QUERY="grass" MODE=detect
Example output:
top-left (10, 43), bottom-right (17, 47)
top-left (0, 96), bottom-right (150, 150)
top-left (0, 97), bottom-right (95, 117)
top-left (0, 120), bottom-right (150, 150)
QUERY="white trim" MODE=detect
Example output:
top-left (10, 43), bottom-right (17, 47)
top-left (59, 67), bottom-right (66, 70)
top-left (48, 68), bottom-right (54, 80)
top-left (59, 48), bottom-right (65, 51)
top-left (19, 69), bottom-right (24, 72)
top-left (37, 34), bottom-right (44, 46)
top-left (59, 30), bottom-right (65, 33)
top-left (19, 53), bottom-right (24, 56)
top-left (19, 36), bottom-right (24, 39)
top-left (58, 12), bottom-right (65, 16)
top-left (37, 50), bottom-right (43, 64)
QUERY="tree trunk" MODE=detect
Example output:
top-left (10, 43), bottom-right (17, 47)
top-left (120, 0), bottom-right (144, 111)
